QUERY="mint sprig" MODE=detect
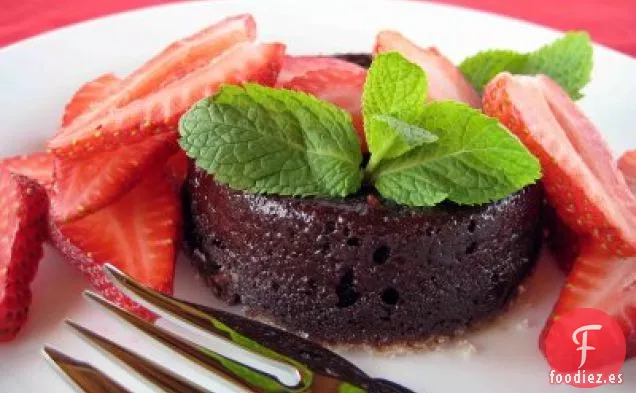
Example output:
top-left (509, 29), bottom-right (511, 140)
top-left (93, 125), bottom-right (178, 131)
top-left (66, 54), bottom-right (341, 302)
top-left (371, 101), bottom-right (541, 206)
top-left (363, 52), bottom-right (540, 205)
top-left (524, 32), bottom-right (593, 99)
top-left (459, 32), bottom-right (593, 99)
top-left (179, 52), bottom-right (541, 208)
top-left (179, 84), bottom-right (362, 197)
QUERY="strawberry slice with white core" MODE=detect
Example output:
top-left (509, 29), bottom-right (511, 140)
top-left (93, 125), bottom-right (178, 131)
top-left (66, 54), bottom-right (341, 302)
top-left (619, 150), bottom-right (636, 195)
top-left (62, 73), bottom-right (121, 127)
top-left (483, 73), bottom-right (636, 255)
top-left (279, 61), bottom-right (367, 151)
top-left (538, 76), bottom-right (635, 206)
top-left (540, 244), bottom-right (636, 358)
top-left (51, 132), bottom-right (179, 223)
top-left (1, 152), bottom-right (55, 188)
top-left (48, 169), bottom-right (180, 319)
top-left (48, 42), bottom-right (285, 159)
top-left (374, 30), bottom-right (481, 108)
top-left (62, 15), bottom-right (256, 133)
top-left (0, 168), bottom-right (48, 341)
top-left (276, 56), bottom-right (368, 86)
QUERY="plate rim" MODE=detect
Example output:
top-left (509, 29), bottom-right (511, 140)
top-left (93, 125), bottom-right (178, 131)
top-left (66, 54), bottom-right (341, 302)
top-left (1, 0), bottom-right (635, 64)
top-left (1, 1), bottom-right (634, 392)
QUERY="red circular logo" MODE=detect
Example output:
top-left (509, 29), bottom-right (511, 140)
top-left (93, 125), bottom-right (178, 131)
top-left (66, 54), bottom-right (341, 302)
top-left (545, 308), bottom-right (626, 388)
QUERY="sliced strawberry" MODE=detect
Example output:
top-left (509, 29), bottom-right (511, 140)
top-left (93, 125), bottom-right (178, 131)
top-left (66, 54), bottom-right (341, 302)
top-left (483, 73), bottom-right (636, 255)
top-left (48, 42), bottom-right (285, 159)
top-left (540, 244), bottom-right (636, 358)
top-left (62, 15), bottom-right (256, 134)
top-left (1, 152), bottom-right (54, 188)
top-left (374, 30), bottom-right (481, 108)
top-left (276, 56), bottom-right (367, 86)
top-left (544, 206), bottom-right (581, 273)
top-left (278, 58), bottom-right (367, 150)
top-left (62, 73), bottom-right (121, 127)
top-left (0, 168), bottom-right (48, 341)
top-left (164, 151), bottom-right (189, 191)
top-left (48, 169), bottom-right (180, 319)
top-left (50, 132), bottom-right (179, 223)
top-left (619, 150), bottom-right (636, 195)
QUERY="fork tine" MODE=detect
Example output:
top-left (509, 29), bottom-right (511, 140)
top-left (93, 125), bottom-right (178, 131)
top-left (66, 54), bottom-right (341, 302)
top-left (43, 346), bottom-right (132, 393)
top-left (65, 320), bottom-right (228, 393)
top-left (83, 291), bottom-right (305, 393)
top-left (102, 264), bottom-right (306, 386)
top-left (101, 264), bottom-right (371, 388)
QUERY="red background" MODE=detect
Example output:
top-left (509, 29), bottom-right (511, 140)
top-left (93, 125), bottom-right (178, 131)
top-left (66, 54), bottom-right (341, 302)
top-left (1, 0), bottom-right (635, 56)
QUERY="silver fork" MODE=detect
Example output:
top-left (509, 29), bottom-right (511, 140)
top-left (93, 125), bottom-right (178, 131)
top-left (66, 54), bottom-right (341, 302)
top-left (43, 264), bottom-right (417, 393)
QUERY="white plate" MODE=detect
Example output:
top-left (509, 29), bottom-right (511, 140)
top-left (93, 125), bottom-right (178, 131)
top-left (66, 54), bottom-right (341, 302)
top-left (1, 0), bottom-right (635, 392)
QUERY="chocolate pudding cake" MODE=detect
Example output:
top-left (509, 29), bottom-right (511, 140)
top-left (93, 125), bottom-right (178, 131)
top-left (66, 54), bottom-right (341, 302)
top-left (184, 165), bottom-right (543, 345)
top-left (181, 53), bottom-right (544, 345)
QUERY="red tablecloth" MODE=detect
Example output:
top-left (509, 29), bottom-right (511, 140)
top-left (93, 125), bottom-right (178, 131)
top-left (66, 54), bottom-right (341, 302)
top-left (1, 0), bottom-right (635, 57)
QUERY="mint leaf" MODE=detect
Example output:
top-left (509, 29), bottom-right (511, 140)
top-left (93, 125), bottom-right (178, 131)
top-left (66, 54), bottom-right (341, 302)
top-left (366, 114), bottom-right (438, 171)
top-left (459, 50), bottom-right (529, 93)
top-left (459, 31), bottom-right (593, 99)
top-left (179, 84), bottom-right (362, 197)
top-left (524, 32), bottom-right (592, 99)
top-left (372, 101), bottom-right (541, 206)
top-left (363, 52), bottom-right (429, 171)
top-left (363, 52), bottom-right (427, 127)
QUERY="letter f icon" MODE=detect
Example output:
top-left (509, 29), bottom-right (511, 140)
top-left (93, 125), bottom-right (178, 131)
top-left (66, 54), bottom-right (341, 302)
top-left (572, 324), bottom-right (603, 369)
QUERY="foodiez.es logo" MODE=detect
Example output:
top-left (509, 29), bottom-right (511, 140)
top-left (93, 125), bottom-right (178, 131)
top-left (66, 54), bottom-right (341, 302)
top-left (545, 308), bottom-right (626, 388)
